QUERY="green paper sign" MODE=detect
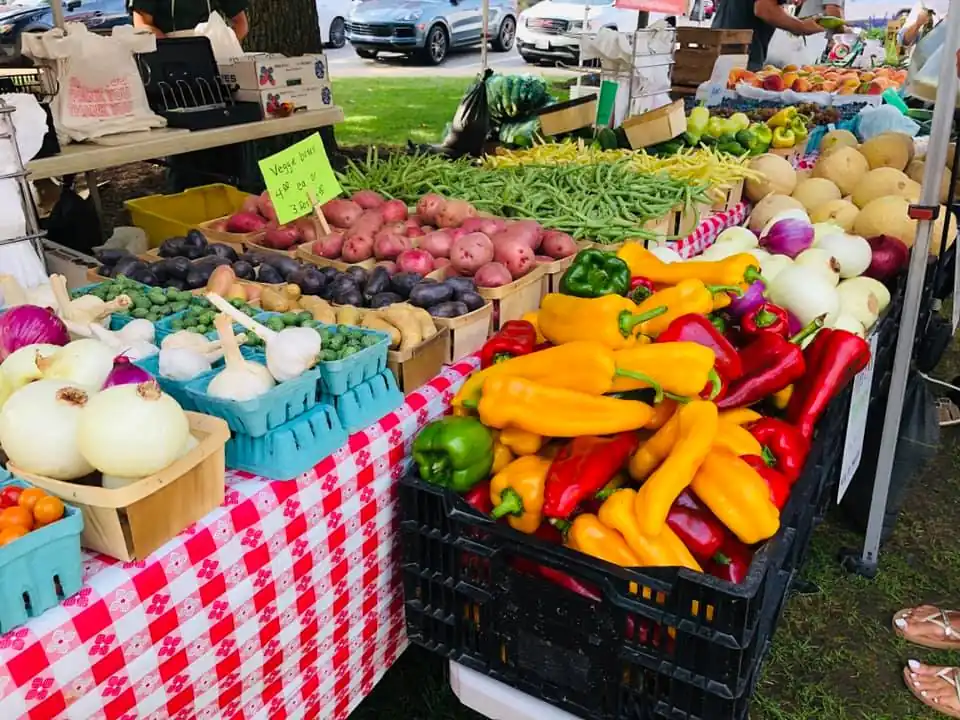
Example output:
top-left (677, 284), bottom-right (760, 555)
top-left (258, 133), bottom-right (342, 225)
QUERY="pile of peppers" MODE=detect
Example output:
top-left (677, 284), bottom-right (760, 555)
top-left (412, 242), bottom-right (871, 595)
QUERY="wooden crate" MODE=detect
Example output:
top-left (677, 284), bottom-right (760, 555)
top-left (709, 180), bottom-right (744, 212)
top-left (295, 245), bottom-right (377, 271)
top-left (433, 304), bottom-right (493, 363)
top-left (538, 255), bottom-right (576, 297)
top-left (478, 265), bottom-right (546, 331)
top-left (388, 328), bottom-right (450, 394)
top-left (10, 413), bottom-right (230, 562)
top-left (199, 216), bottom-right (266, 250)
top-left (672, 28), bottom-right (752, 89)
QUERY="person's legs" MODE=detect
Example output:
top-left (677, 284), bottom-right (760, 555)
top-left (895, 606), bottom-right (960, 717)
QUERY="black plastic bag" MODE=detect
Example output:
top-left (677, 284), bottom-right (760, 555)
top-left (42, 177), bottom-right (101, 255)
top-left (841, 372), bottom-right (940, 542)
top-left (438, 69), bottom-right (493, 158)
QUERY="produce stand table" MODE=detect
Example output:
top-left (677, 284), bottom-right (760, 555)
top-left (0, 358), bottom-right (475, 720)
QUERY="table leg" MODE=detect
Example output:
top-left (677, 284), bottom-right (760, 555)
top-left (84, 170), bottom-right (104, 219)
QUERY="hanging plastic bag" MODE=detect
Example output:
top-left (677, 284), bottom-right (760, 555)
top-left (438, 69), bottom-right (493, 158)
top-left (905, 20), bottom-right (949, 103)
top-left (194, 12), bottom-right (244, 61)
top-left (857, 104), bottom-right (921, 140)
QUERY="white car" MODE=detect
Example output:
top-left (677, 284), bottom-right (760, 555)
top-left (517, 0), bottom-right (657, 64)
top-left (317, 0), bottom-right (359, 48)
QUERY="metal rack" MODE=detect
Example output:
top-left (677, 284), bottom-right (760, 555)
top-left (0, 97), bottom-right (46, 259)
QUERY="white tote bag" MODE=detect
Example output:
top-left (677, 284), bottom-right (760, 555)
top-left (194, 11), bottom-right (245, 61)
top-left (21, 24), bottom-right (166, 143)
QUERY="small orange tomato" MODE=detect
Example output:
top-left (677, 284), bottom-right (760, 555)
top-left (0, 506), bottom-right (33, 532)
top-left (18, 488), bottom-right (46, 513)
top-left (0, 526), bottom-right (28, 546)
top-left (33, 496), bottom-right (65, 527)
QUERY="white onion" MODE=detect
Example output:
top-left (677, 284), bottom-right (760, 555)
top-left (78, 381), bottom-right (189, 477)
top-left (714, 226), bottom-right (759, 250)
top-left (649, 244), bottom-right (683, 264)
top-left (767, 264), bottom-right (841, 327)
top-left (0, 380), bottom-right (94, 479)
top-left (831, 313), bottom-right (866, 337)
top-left (1, 343), bottom-right (61, 390)
top-left (39, 338), bottom-right (115, 389)
top-left (101, 434), bottom-right (199, 489)
top-left (813, 233), bottom-right (872, 279)
top-left (794, 248), bottom-right (841, 286)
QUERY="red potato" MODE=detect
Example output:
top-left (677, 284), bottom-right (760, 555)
top-left (257, 191), bottom-right (278, 223)
top-left (351, 190), bottom-right (385, 209)
top-left (294, 217), bottom-right (321, 246)
top-left (540, 230), bottom-right (577, 259)
top-left (381, 199), bottom-right (408, 223)
top-left (536, 255), bottom-right (555, 263)
top-left (384, 221), bottom-right (407, 235)
top-left (396, 249), bottom-right (435, 275)
top-left (419, 229), bottom-right (455, 258)
top-left (437, 199), bottom-right (478, 229)
top-left (373, 230), bottom-right (411, 260)
top-left (450, 232), bottom-right (494, 275)
top-left (407, 225), bottom-right (425, 239)
top-left (493, 221), bottom-right (542, 252)
top-left (312, 233), bottom-right (344, 259)
top-left (416, 194), bottom-right (446, 225)
top-left (434, 257), bottom-right (451, 270)
top-left (341, 235), bottom-right (375, 262)
top-left (240, 194), bottom-right (261, 215)
top-left (375, 260), bottom-right (397, 274)
top-left (409, 214), bottom-right (424, 226)
top-left (494, 238), bottom-right (535, 278)
top-left (263, 225), bottom-right (302, 250)
top-left (226, 212), bottom-right (269, 234)
top-left (461, 216), bottom-right (507, 236)
top-left (321, 198), bottom-right (363, 227)
top-left (346, 210), bottom-right (384, 239)
top-left (450, 228), bottom-right (468, 242)
top-left (474, 262), bottom-right (513, 288)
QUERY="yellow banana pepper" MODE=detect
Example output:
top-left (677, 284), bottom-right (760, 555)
top-left (718, 408), bottom-right (762, 426)
top-left (645, 398), bottom-right (678, 430)
top-left (499, 427), bottom-right (544, 455)
top-left (489, 456), bottom-right (551, 534)
top-left (521, 311), bottom-right (545, 343)
top-left (610, 342), bottom-right (717, 396)
top-left (629, 410), bottom-right (680, 480)
top-left (599, 489), bottom-right (702, 571)
top-left (538, 293), bottom-right (667, 349)
top-left (634, 401), bottom-right (719, 536)
top-left (566, 513), bottom-right (641, 567)
top-left (772, 385), bottom-right (793, 410)
top-left (478, 376), bottom-right (655, 437)
top-left (691, 449), bottom-right (780, 545)
top-left (634, 280), bottom-right (739, 337)
top-left (617, 244), bottom-right (764, 288)
top-left (713, 421), bottom-right (763, 456)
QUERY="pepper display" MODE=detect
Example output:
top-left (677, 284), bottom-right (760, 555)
top-left (628, 276), bottom-right (656, 303)
top-left (656, 313), bottom-right (743, 381)
top-left (413, 416), bottom-right (494, 492)
top-left (747, 417), bottom-right (809, 484)
top-left (479, 320), bottom-right (539, 368)
top-left (742, 454), bottom-right (791, 510)
top-left (539, 293), bottom-right (668, 348)
top-left (500, 427), bottom-right (544, 456)
top-left (463, 481), bottom-right (494, 514)
top-left (668, 491), bottom-right (728, 562)
top-left (559, 248), bottom-right (632, 298)
top-left (713, 421), bottom-right (763, 457)
top-left (707, 538), bottom-right (754, 583)
top-left (771, 126), bottom-right (796, 149)
top-left (616, 244), bottom-right (765, 288)
top-left (566, 513), bottom-right (641, 567)
top-left (635, 280), bottom-right (742, 337)
top-left (490, 455), bottom-right (552, 533)
top-left (787, 328), bottom-right (871, 440)
top-left (543, 432), bottom-right (641, 519)
top-left (767, 106), bottom-right (798, 128)
top-left (740, 303), bottom-right (789, 339)
top-left (633, 400), bottom-right (718, 536)
top-left (609, 342), bottom-right (720, 397)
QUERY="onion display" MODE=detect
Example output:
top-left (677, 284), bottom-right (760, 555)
top-left (0, 305), bottom-right (69, 361)
top-left (102, 356), bottom-right (154, 389)
top-left (37, 338), bottom-right (116, 389)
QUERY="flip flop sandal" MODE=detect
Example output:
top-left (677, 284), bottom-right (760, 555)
top-left (893, 607), bottom-right (960, 650)
top-left (937, 398), bottom-right (960, 427)
top-left (903, 666), bottom-right (960, 719)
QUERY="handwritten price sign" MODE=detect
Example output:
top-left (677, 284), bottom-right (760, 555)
top-left (258, 133), bottom-right (342, 225)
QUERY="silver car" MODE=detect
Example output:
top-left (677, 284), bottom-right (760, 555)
top-left (346, 0), bottom-right (517, 65)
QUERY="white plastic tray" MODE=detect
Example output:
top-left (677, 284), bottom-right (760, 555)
top-left (449, 661), bottom-right (583, 720)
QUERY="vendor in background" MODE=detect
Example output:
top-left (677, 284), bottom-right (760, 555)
top-left (711, 0), bottom-right (825, 70)
top-left (797, 0), bottom-right (842, 23)
top-left (131, 0), bottom-right (249, 40)
top-left (898, 6), bottom-right (936, 49)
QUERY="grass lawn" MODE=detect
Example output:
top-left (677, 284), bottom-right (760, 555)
top-left (353, 330), bottom-right (960, 719)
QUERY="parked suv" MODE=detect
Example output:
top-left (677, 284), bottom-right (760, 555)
top-left (346, 0), bottom-right (517, 65)
top-left (0, 0), bottom-right (130, 57)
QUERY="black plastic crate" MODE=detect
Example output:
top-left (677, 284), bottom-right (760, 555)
top-left (401, 471), bottom-right (799, 716)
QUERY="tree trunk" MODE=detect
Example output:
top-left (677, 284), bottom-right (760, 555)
top-left (244, 0), bottom-right (323, 55)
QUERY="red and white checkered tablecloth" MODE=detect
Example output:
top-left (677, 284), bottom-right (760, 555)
top-left (669, 202), bottom-right (749, 259)
top-left (0, 358), bottom-right (477, 720)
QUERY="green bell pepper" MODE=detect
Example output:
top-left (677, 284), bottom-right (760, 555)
top-left (751, 123), bottom-right (772, 151)
top-left (687, 105), bottom-right (710, 143)
top-left (735, 127), bottom-right (769, 156)
top-left (413, 416), bottom-right (494, 492)
top-left (559, 248), bottom-right (631, 298)
top-left (718, 139), bottom-right (747, 156)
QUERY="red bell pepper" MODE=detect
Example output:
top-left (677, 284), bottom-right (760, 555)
top-left (741, 302), bottom-right (789, 338)
top-left (742, 455), bottom-right (791, 510)
top-left (667, 491), bottom-right (728, 561)
top-left (747, 417), bottom-right (809, 484)
top-left (656, 313), bottom-right (743, 381)
top-left (479, 320), bottom-right (538, 369)
top-left (542, 433), bottom-right (641, 519)
top-left (463, 481), bottom-right (493, 514)
top-left (715, 316), bottom-right (823, 410)
top-left (787, 328), bottom-right (871, 440)
top-left (707, 539), bottom-right (754, 583)
top-left (628, 276), bottom-right (656, 303)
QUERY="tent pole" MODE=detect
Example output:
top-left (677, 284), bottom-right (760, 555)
top-left (481, 0), bottom-right (490, 72)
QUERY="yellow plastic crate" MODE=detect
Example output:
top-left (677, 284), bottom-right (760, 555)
top-left (125, 184), bottom-right (253, 247)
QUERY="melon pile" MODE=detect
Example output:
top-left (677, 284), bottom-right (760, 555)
top-left (744, 132), bottom-right (956, 256)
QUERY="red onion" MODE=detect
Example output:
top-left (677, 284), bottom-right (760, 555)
top-left (760, 219), bottom-right (814, 259)
top-left (865, 235), bottom-right (909, 282)
top-left (0, 304), bottom-right (69, 361)
top-left (102, 355), bottom-right (154, 389)
top-left (726, 281), bottom-right (765, 318)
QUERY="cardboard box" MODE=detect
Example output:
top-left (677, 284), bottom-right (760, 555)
top-left (218, 53), bottom-right (330, 91)
top-left (622, 100), bottom-right (686, 149)
top-left (234, 84), bottom-right (334, 117)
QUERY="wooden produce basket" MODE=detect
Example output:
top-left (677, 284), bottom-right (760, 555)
top-left (388, 328), bottom-right (450, 394)
top-left (295, 245), bottom-right (377, 271)
top-left (244, 237), bottom-right (303, 258)
top-left (538, 255), bottom-right (576, 297)
top-left (9, 413), bottom-right (230, 562)
top-left (709, 180), bottom-right (744, 212)
top-left (537, 95), bottom-right (597, 137)
top-left (199, 216), bottom-right (266, 250)
top-left (622, 101), bottom-right (686, 149)
top-left (433, 304), bottom-right (493, 363)
top-left (675, 201), bottom-right (716, 237)
top-left (671, 28), bottom-right (752, 95)
top-left (478, 265), bottom-right (546, 331)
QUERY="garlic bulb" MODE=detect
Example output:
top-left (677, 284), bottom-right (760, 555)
top-left (206, 313), bottom-right (275, 401)
top-left (159, 346), bottom-right (224, 381)
top-left (50, 274), bottom-right (130, 327)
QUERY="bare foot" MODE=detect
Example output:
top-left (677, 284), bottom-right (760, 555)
top-left (894, 606), bottom-right (960, 650)
top-left (904, 661), bottom-right (960, 719)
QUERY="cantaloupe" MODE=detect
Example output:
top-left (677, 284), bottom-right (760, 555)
top-left (792, 178), bottom-right (841, 211)
top-left (907, 159), bottom-right (957, 205)
top-left (851, 168), bottom-right (920, 208)
top-left (810, 199), bottom-right (859, 231)
top-left (745, 154), bottom-right (798, 202)
top-left (813, 146), bottom-right (869, 196)
top-left (747, 194), bottom-right (804, 232)
top-left (853, 195), bottom-right (957, 255)
top-left (820, 129), bottom-right (859, 154)
top-left (859, 132), bottom-right (914, 171)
